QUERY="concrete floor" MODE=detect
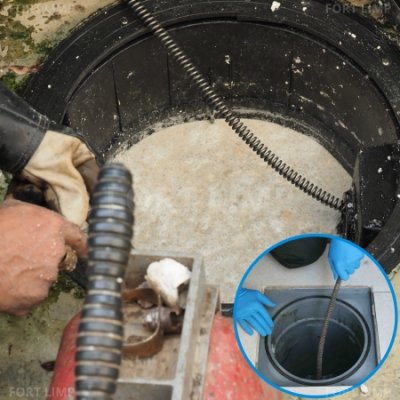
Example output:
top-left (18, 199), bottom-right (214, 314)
top-left (115, 119), bottom-right (351, 303)
top-left (0, 293), bottom-right (83, 399)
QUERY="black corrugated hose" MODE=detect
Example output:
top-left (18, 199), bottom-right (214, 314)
top-left (75, 164), bottom-right (134, 400)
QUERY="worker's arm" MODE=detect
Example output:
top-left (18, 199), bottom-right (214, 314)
top-left (0, 84), bottom-right (98, 316)
top-left (0, 83), bottom-right (99, 226)
top-left (328, 238), bottom-right (363, 280)
top-left (234, 288), bottom-right (276, 337)
top-left (0, 199), bottom-right (87, 316)
top-left (0, 83), bottom-right (48, 173)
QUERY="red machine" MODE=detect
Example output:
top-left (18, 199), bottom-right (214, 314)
top-left (48, 313), bottom-right (281, 400)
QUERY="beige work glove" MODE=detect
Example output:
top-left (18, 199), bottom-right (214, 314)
top-left (19, 130), bottom-right (99, 227)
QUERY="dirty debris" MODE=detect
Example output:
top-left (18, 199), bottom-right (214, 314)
top-left (359, 383), bottom-right (369, 396)
top-left (40, 360), bottom-right (55, 372)
top-left (271, 1), bottom-right (281, 12)
top-left (74, 5), bottom-right (86, 12)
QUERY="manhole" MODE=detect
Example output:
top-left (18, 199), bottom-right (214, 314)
top-left (257, 288), bottom-right (378, 387)
top-left (22, 0), bottom-right (400, 272)
top-left (267, 297), bottom-right (369, 385)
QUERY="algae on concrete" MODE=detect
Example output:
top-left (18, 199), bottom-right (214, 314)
top-left (0, 292), bottom-right (83, 399)
top-left (0, 0), bottom-right (115, 81)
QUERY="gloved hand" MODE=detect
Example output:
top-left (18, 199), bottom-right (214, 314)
top-left (328, 238), bottom-right (363, 280)
top-left (18, 130), bottom-right (99, 227)
top-left (234, 288), bottom-right (276, 336)
top-left (0, 199), bottom-right (88, 316)
top-left (0, 84), bottom-right (99, 227)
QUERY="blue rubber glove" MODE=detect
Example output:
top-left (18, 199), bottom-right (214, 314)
top-left (234, 288), bottom-right (276, 336)
top-left (328, 238), bottom-right (363, 281)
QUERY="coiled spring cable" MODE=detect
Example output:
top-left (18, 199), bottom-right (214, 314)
top-left (316, 278), bottom-right (342, 380)
top-left (122, 0), bottom-right (345, 211)
top-left (122, 0), bottom-right (346, 382)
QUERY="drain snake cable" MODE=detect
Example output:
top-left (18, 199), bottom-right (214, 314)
top-left (316, 278), bottom-right (342, 380)
top-left (122, 0), bottom-right (345, 212)
top-left (121, 0), bottom-right (345, 382)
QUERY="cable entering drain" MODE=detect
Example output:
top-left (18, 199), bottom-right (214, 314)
top-left (122, 0), bottom-right (345, 211)
top-left (316, 278), bottom-right (342, 380)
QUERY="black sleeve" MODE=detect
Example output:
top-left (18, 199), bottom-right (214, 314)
top-left (0, 83), bottom-right (51, 174)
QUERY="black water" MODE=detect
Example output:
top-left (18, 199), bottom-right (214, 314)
top-left (267, 320), bottom-right (364, 380)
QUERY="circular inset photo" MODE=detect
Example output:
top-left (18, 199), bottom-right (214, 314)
top-left (233, 234), bottom-right (398, 398)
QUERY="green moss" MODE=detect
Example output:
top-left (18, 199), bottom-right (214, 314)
top-left (0, 3), bottom-right (54, 77)
top-left (45, 11), bottom-right (62, 24)
top-left (7, 5), bottom-right (17, 18)
top-left (0, 0), bottom-right (40, 12)
top-left (48, 272), bottom-right (86, 302)
top-left (0, 183), bottom-right (7, 202)
top-left (10, 28), bottom-right (31, 40)
top-left (0, 71), bottom-right (29, 92)
top-left (12, 0), bottom-right (40, 5)
top-left (0, 71), bottom-right (18, 91)
top-left (0, 15), bottom-right (35, 62)
top-left (35, 38), bottom-right (57, 56)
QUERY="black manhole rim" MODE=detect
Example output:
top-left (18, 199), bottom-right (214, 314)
top-left (22, 1), bottom-right (400, 272)
top-left (265, 295), bottom-right (371, 386)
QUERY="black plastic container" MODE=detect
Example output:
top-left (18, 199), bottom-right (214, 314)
top-left (265, 297), bottom-right (369, 386)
